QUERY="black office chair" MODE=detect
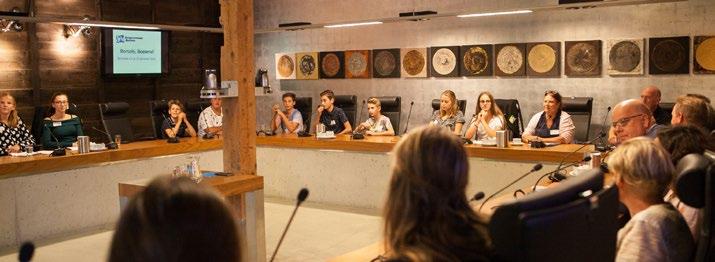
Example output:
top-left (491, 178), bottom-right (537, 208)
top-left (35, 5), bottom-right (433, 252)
top-left (562, 97), bottom-right (593, 143)
top-left (294, 97), bottom-right (312, 132)
top-left (674, 153), bottom-right (715, 262)
top-left (372, 96), bottom-right (401, 135)
top-left (149, 100), bottom-right (170, 139)
top-left (489, 169), bottom-right (619, 261)
top-left (660, 102), bottom-right (676, 114)
top-left (334, 95), bottom-right (357, 127)
top-left (185, 100), bottom-right (211, 129)
top-left (495, 99), bottom-right (525, 138)
top-left (431, 99), bottom-right (467, 115)
top-left (99, 102), bottom-right (134, 143)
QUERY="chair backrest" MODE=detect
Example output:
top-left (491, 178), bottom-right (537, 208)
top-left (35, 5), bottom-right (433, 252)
top-left (489, 169), bottom-right (619, 261)
top-left (431, 99), bottom-right (467, 115)
top-left (294, 97), bottom-right (312, 132)
top-left (99, 102), bottom-right (134, 142)
top-left (562, 97), bottom-right (593, 142)
top-left (372, 96), bottom-right (401, 135)
top-left (675, 153), bottom-right (715, 262)
top-left (185, 100), bottom-right (211, 129)
top-left (150, 100), bottom-right (169, 139)
top-left (334, 95), bottom-right (357, 127)
top-left (495, 99), bottom-right (525, 138)
top-left (660, 102), bottom-right (676, 114)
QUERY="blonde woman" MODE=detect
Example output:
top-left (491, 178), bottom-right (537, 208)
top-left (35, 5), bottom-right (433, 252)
top-left (608, 138), bottom-right (694, 262)
top-left (381, 126), bottom-right (492, 261)
top-left (0, 92), bottom-right (34, 155)
top-left (429, 90), bottom-right (465, 135)
top-left (465, 91), bottom-right (506, 140)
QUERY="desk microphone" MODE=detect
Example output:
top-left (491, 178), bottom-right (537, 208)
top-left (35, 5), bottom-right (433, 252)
top-left (199, 104), bottom-right (215, 139)
top-left (91, 126), bottom-right (118, 150)
top-left (297, 110), bottom-right (316, 137)
top-left (478, 163), bottom-right (543, 212)
top-left (402, 101), bottom-right (414, 135)
top-left (43, 124), bottom-right (66, 156)
top-left (352, 100), bottom-right (367, 140)
top-left (532, 156), bottom-right (591, 192)
top-left (470, 191), bottom-right (485, 202)
top-left (554, 131), bottom-right (605, 174)
top-left (595, 106), bottom-right (612, 152)
top-left (269, 188), bottom-right (309, 262)
top-left (18, 241), bottom-right (34, 262)
top-left (161, 113), bottom-right (180, 143)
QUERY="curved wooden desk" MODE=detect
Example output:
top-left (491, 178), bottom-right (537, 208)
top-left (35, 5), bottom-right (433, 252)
top-left (256, 134), bottom-right (593, 163)
top-left (0, 137), bottom-right (223, 178)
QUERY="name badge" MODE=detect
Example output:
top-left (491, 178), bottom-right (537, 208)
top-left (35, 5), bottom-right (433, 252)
top-left (330, 120), bottom-right (336, 125)
top-left (550, 129), bottom-right (560, 136)
top-left (433, 120), bottom-right (439, 125)
top-left (53, 122), bottom-right (62, 127)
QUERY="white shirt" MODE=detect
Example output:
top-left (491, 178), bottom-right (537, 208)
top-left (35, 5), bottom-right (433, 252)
top-left (523, 111), bottom-right (576, 144)
top-left (198, 107), bottom-right (222, 137)
top-left (474, 116), bottom-right (504, 140)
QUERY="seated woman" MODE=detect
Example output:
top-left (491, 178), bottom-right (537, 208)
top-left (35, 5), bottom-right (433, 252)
top-left (41, 92), bottom-right (83, 149)
top-left (109, 176), bottom-right (240, 262)
top-left (522, 90), bottom-right (575, 144)
top-left (380, 126), bottom-right (492, 261)
top-left (0, 92), bottom-right (35, 155)
top-left (162, 99), bottom-right (197, 138)
top-left (429, 90), bottom-right (465, 135)
top-left (608, 138), bottom-right (694, 262)
top-left (656, 125), bottom-right (713, 240)
top-left (356, 97), bottom-right (395, 136)
top-left (464, 91), bottom-right (506, 141)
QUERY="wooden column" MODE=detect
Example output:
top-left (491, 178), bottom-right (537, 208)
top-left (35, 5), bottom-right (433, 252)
top-left (220, 0), bottom-right (257, 176)
top-left (219, 1), bottom-right (263, 261)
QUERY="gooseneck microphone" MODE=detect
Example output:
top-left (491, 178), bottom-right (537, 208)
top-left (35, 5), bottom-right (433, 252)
top-left (352, 100), bottom-right (367, 140)
top-left (43, 124), bottom-right (66, 156)
top-left (402, 101), bottom-right (414, 135)
top-left (270, 188), bottom-right (310, 262)
top-left (596, 106), bottom-right (613, 152)
top-left (478, 163), bottom-right (543, 212)
top-left (161, 113), bottom-right (180, 143)
top-left (18, 241), bottom-right (34, 262)
top-left (91, 126), bottom-right (118, 150)
top-left (532, 156), bottom-right (592, 192)
top-left (554, 131), bottom-right (605, 173)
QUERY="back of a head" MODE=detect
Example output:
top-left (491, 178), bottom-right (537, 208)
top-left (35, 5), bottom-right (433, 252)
top-left (607, 137), bottom-right (674, 202)
top-left (109, 176), bottom-right (240, 262)
top-left (675, 95), bottom-right (710, 129)
top-left (384, 126), bottom-right (491, 261)
top-left (656, 125), bottom-right (712, 165)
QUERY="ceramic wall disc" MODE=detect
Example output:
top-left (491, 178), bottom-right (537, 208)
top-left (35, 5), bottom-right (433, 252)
top-left (495, 43), bottom-right (526, 77)
top-left (607, 39), bottom-right (643, 75)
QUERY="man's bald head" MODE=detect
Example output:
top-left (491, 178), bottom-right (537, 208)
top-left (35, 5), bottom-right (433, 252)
top-left (640, 86), bottom-right (662, 112)
top-left (611, 99), bottom-right (654, 145)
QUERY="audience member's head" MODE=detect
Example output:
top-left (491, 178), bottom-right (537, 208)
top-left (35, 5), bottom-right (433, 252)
top-left (639, 86), bottom-right (662, 112)
top-left (671, 95), bottom-right (710, 129)
top-left (383, 125), bottom-right (491, 261)
top-left (109, 176), bottom-right (240, 262)
top-left (656, 125), bottom-right (712, 165)
top-left (608, 138), bottom-right (673, 206)
top-left (684, 93), bottom-right (714, 131)
top-left (611, 99), bottom-right (654, 145)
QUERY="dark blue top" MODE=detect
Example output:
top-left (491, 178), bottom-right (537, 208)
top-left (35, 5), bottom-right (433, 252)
top-left (319, 107), bottom-right (349, 133)
top-left (42, 116), bottom-right (83, 149)
top-left (161, 118), bottom-right (189, 138)
top-left (535, 110), bottom-right (562, 138)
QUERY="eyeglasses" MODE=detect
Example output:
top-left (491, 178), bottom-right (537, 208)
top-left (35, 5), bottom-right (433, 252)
top-left (54, 101), bottom-right (68, 104)
top-left (479, 100), bottom-right (492, 103)
top-left (611, 114), bottom-right (644, 128)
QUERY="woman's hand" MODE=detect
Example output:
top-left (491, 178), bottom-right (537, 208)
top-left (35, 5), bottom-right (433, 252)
top-left (7, 145), bottom-right (21, 153)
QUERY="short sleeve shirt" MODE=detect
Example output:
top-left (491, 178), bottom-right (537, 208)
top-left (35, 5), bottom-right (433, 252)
top-left (475, 116), bottom-right (504, 140)
top-left (431, 110), bottom-right (466, 131)
top-left (319, 107), bottom-right (349, 133)
top-left (162, 118), bottom-right (188, 138)
top-left (364, 115), bottom-right (393, 133)
top-left (280, 109), bottom-right (304, 134)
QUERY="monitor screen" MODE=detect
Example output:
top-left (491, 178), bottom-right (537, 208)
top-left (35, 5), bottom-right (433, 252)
top-left (102, 28), bottom-right (169, 76)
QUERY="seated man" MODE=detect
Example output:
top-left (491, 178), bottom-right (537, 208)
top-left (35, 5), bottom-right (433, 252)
top-left (356, 98), bottom-right (395, 136)
top-left (608, 99), bottom-right (663, 146)
top-left (314, 89), bottom-right (352, 135)
top-left (640, 86), bottom-right (671, 125)
top-left (197, 98), bottom-right (223, 137)
top-left (271, 93), bottom-right (303, 134)
top-left (671, 94), bottom-right (712, 131)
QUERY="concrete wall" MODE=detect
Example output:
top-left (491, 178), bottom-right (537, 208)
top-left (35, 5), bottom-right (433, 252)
top-left (252, 0), bottom-right (715, 136)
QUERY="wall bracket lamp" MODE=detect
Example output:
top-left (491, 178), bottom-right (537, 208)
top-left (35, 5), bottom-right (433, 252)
top-left (64, 16), bottom-right (93, 38)
top-left (0, 7), bottom-right (24, 33)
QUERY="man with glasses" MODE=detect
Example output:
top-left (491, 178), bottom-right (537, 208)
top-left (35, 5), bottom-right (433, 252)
top-left (608, 99), bottom-right (664, 146)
